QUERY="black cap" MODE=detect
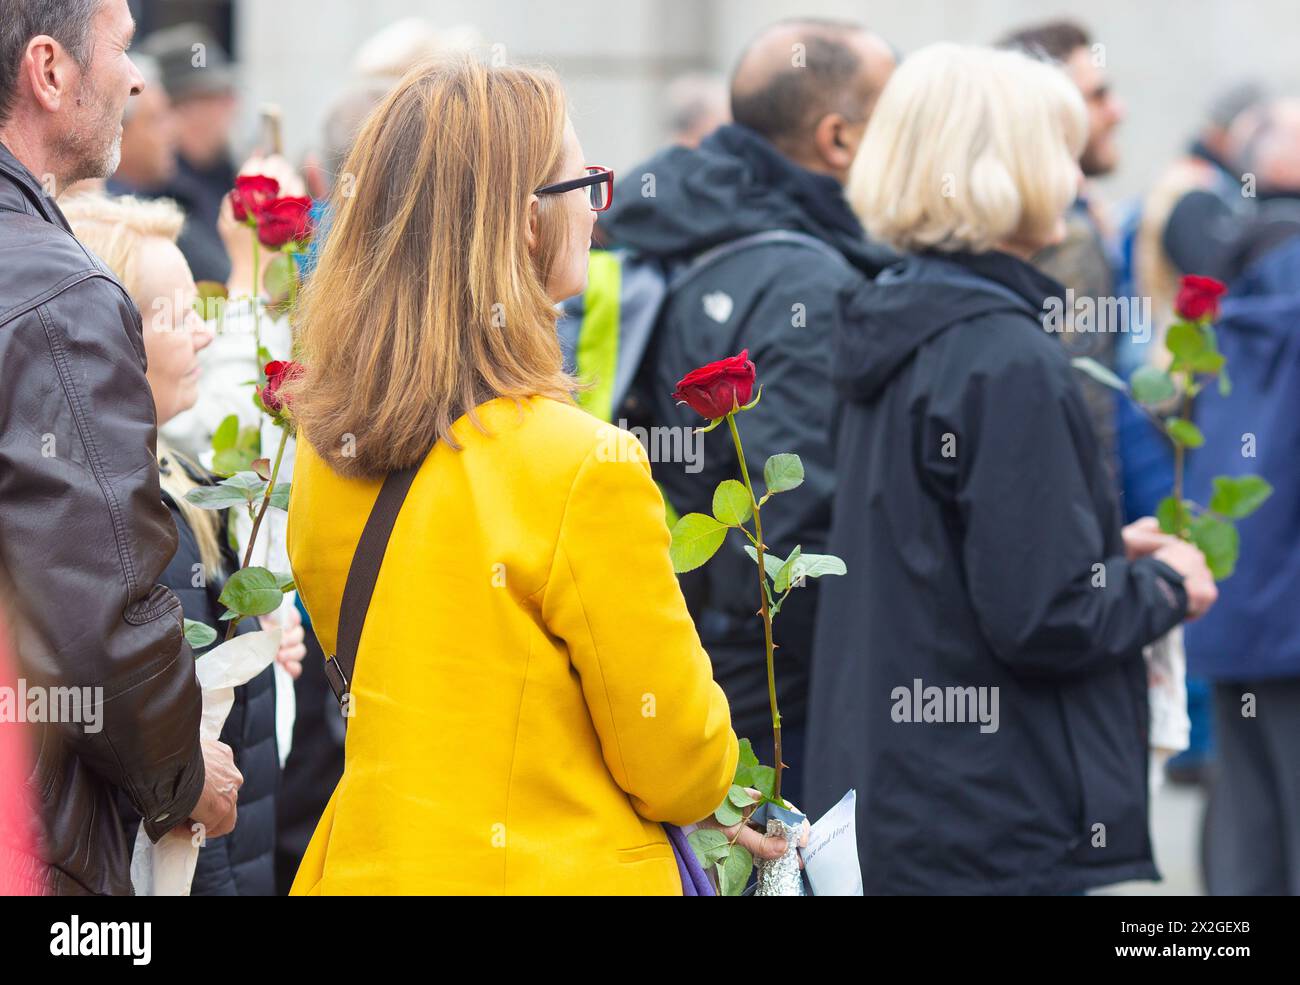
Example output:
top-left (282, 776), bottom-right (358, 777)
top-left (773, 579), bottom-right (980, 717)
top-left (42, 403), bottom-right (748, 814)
top-left (139, 23), bottom-right (237, 102)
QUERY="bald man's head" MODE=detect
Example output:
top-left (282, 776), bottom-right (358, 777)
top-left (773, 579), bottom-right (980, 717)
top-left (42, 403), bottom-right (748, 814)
top-left (730, 20), bottom-right (895, 181)
top-left (1241, 97), bottom-right (1300, 194)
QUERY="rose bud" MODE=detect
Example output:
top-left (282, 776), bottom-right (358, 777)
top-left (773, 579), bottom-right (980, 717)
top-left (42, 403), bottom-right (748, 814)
top-left (672, 350), bottom-right (757, 420)
top-left (1174, 274), bottom-right (1227, 322)
top-left (256, 196), bottom-right (314, 249)
top-left (231, 174), bottom-right (280, 223)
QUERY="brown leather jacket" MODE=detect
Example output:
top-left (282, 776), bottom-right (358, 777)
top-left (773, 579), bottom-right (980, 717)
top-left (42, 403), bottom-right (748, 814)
top-left (0, 142), bottom-right (205, 895)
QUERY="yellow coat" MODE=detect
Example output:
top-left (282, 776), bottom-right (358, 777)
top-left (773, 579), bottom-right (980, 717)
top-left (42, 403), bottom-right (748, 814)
top-left (287, 396), bottom-right (738, 894)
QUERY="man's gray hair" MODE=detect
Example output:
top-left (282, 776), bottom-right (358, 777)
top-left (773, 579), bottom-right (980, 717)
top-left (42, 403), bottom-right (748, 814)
top-left (0, 0), bottom-right (102, 125)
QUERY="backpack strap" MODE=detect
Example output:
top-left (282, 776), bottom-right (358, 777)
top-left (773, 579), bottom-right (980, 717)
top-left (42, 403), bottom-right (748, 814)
top-left (322, 462), bottom-right (421, 709)
top-left (669, 228), bottom-right (852, 292)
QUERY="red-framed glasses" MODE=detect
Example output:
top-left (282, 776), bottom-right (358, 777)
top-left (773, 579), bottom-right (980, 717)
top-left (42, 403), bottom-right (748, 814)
top-left (535, 165), bottom-right (614, 212)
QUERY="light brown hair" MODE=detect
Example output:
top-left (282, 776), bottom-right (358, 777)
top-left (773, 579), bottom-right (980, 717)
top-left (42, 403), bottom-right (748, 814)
top-left (286, 56), bottom-right (576, 478)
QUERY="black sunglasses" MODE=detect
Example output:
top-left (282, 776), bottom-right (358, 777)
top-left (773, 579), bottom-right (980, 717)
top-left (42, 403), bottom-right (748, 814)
top-left (535, 165), bottom-right (614, 212)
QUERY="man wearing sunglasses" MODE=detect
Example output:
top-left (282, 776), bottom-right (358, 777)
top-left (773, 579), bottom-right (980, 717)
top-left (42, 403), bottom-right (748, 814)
top-left (594, 19), bottom-right (897, 810)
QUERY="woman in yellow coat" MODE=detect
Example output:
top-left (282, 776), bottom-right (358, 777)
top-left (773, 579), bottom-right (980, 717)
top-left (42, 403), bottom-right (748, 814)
top-left (284, 58), bottom-right (749, 894)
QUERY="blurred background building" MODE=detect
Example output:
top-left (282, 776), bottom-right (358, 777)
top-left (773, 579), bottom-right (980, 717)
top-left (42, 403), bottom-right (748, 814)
top-left (129, 0), bottom-right (1300, 202)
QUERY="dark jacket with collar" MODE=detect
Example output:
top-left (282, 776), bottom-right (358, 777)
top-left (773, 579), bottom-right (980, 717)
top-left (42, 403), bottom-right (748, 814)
top-left (600, 124), bottom-right (895, 742)
top-left (0, 141), bottom-right (204, 895)
top-left (803, 249), bottom-right (1188, 894)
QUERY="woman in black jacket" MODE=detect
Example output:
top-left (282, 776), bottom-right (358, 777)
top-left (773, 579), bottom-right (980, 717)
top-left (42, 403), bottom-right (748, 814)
top-left (156, 451), bottom-right (281, 895)
top-left (803, 44), bottom-right (1219, 895)
top-left (63, 193), bottom-right (305, 895)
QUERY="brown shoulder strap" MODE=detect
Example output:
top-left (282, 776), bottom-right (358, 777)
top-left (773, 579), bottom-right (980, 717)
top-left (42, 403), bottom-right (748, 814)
top-left (323, 463), bottom-right (420, 709)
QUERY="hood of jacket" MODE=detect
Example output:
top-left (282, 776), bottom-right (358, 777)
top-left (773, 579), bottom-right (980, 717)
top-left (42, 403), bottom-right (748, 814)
top-left (600, 123), bottom-right (894, 275)
top-left (833, 249), bottom-right (1067, 404)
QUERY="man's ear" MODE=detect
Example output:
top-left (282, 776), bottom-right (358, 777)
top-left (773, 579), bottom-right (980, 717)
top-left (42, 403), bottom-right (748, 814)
top-left (813, 113), bottom-right (856, 175)
top-left (524, 193), bottom-right (540, 253)
top-left (23, 36), bottom-right (73, 114)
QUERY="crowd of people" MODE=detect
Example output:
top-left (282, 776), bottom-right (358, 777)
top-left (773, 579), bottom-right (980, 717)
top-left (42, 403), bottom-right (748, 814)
top-left (0, 0), bottom-right (1296, 896)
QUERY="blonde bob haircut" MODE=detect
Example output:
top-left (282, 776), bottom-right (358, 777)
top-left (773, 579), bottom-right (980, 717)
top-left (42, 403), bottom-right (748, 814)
top-left (58, 192), bottom-right (184, 298)
top-left (286, 56), bottom-right (576, 479)
top-left (847, 43), bottom-right (1086, 254)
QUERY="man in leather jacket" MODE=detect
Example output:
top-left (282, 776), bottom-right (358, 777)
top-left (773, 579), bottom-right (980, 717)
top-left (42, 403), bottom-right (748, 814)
top-left (0, 0), bottom-right (240, 894)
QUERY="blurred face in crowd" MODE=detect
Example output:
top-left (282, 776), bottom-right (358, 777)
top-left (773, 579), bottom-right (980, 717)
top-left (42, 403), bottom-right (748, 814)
top-left (115, 82), bottom-right (175, 187)
top-left (1064, 44), bottom-right (1124, 177)
top-left (134, 237), bottom-right (214, 425)
top-left (172, 90), bottom-right (238, 167)
top-left (49, 0), bottom-right (145, 184)
top-left (534, 118), bottom-right (597, 303)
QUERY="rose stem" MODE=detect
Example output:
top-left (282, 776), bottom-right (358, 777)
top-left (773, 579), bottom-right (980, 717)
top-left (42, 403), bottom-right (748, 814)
top-left (223, 425), bottom-right (290, 641)
top-left (726, 411), bottom-right (782, 803)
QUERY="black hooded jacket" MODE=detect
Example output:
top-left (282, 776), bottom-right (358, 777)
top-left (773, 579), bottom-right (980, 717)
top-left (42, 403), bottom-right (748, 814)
top-left (115, 465), bottom-right (279, 896)
top-left (602, 124), bottom-right (894, 742)
top-left (803, 250), bottom-right (1188, 894)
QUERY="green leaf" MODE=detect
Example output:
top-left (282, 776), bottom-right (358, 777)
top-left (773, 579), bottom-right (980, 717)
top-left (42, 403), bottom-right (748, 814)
top-left (1166, 417), bottom-right (1205, 449)
top-left (1190, 514), bottom-right (1239, 580)
top-left (1070, 357), bottom-right (1127, 392)
top-left (184, 484), bottom-right (248, 511)
top-left (1129, 366), bottom-right (1177, 404)
top-left (1155, 495), bottom-right (1193, 536)
top-left (1167, 321), bottom-right (1226, 374)
top-left (212, 414), bottom-right (240, 452)
top-left (193, 281), bottom-right (228, 325)
top-left (749, 765), bottom-right (776, 800)
top-left (788, 552), bottom-right (847, 582)
top-left (184, 471), bottom-right (267, 510)
top-left (763, 453), bottom-right (804, 496)
top-left (195, 280), bottom-right (228, 301)
top-left (733, 737), bottom-right (761, 787)
top-left (1208, 475), bottom-right (1273, 520)
top-left (737, 737), bottom-right (759, 771)
top-left (742, 545), bottom-right (784, 583)
top-left (727, 784), bottom-right (755, 810)
top-left (717, 844), bottom-right (754, 897)
top-left (1165, 321), bottom-right (1205, 367)
top-left (272, 570), bottom-right (296, 592)
top-left (737, 384), bottom-right (763, 412)
top-left (211, 446), bottom-right (257, 478)
top-left (713, 798), bottom-right (744, 827)
top-left (218, 565), bottom-right (285, 618)
top-left (775, 546), bottom-right (803, 594)
top-left (687, 828), bottom-right (730, 867)
top-left (183, 619), bottom-right (217, 649)
top-left (712, 479), bottom-right (752, 526)
top-left (1218, 365), bottom-right (1232, 397)
top-left (669, 513), bottom-right (728, 573)
top-left (269, 482), bottom-right (292, 511)
top-left (263, 253), bottom-right (297, 308)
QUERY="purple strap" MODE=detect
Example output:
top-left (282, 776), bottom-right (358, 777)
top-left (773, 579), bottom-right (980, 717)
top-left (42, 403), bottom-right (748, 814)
top-left (665, 824), bottom-right (715, 896)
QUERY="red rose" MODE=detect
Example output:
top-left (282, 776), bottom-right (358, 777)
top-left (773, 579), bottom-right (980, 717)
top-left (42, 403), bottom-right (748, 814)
top-left (231, 174), bottom-right (280, 223)
top-left (259, 360), bottom-right (304, 415)
top-left (1174, 274), bottom-right (1227, 322)
top-left (256, 195), bottom-right (314, 249)
top-left (672, 349), bottom-right (757, 420)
